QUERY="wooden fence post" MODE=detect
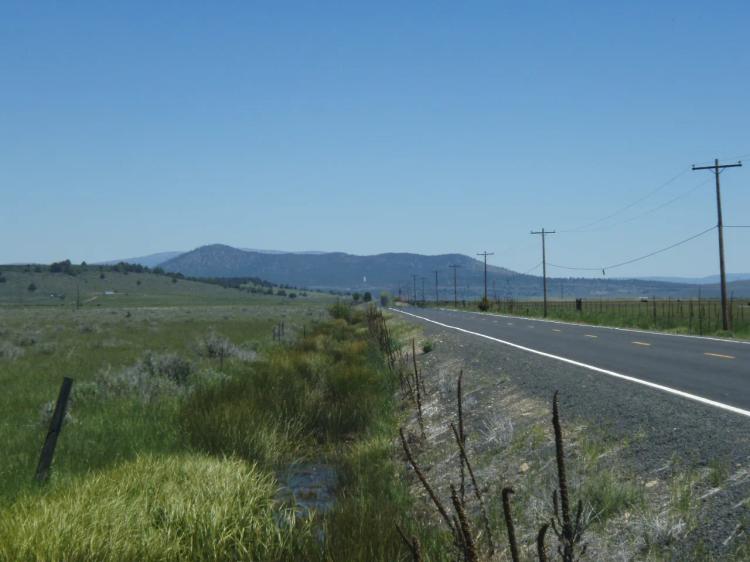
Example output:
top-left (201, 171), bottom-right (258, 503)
top-left (35, 377), bottom-right (74, 483)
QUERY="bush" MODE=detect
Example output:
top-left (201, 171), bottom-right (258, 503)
top-left (329, 301), bottom-right (352, 322)
top-left (379, 292), bottom-right (391, 307)
top-left (478, 297), bottom-right (491, 311)
top-left (363, 292), bottom-right (372, 302)
top-left (422, 341), bottom-right (434, 354)
top-left (352, 292), bottom-right (361, 302)
top-left (27, 282), bottom-right (37, 292)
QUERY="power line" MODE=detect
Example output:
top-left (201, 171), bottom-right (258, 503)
top-left (604, 226), bottom-right (717, 271)
top-left (547, 225), bottom-right (717, 274)
top-left (560, 167), bottom-right (691, 233)
top-left (567, 177), bottom-right (711, 233)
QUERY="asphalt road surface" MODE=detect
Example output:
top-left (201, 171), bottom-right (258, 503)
top-left (391, 306), bottom-right (750, 416)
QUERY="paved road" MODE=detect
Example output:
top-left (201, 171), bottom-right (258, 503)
top-left (392, 306), bottom-right (750, 415)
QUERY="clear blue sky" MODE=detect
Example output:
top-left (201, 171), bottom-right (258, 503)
top-left (2, 1), bottom-right (748, 277)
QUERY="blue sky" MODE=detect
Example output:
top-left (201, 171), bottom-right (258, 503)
top-left (1, 1), bottom-right (748, 277)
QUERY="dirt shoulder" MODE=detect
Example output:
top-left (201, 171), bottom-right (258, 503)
top-left (397, 316), bottom-right (750, 560)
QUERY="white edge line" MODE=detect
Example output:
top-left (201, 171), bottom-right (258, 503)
top-left (390, 308), bottom-right (750, 419)
top-left (435, 307), bottom-right (750, 346)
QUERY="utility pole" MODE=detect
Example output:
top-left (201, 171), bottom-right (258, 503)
top-left (531, 228), bottom-right (556, 317)
top-left (420, 277), bottom-right (426, 304)
top-left (449, 264), bottom-right (461, 307)
top-left (476, 251), bottom-right (494, 302)
top-left (412, 274), bottom-right (418, 305)
top-left (433, 270), bottom-right (439, 304)
top-left (692, 158), bottom-right (742, 331)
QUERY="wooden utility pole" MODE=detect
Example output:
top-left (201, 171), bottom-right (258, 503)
top-left (412, 274), bottom-right (418, 304)
top-left (531, 229), bottom-right (556, 317)
top-left (420, 276), bottom-right (426, 304)
top-left (449, 264), bottom-right (461, 307)
top-left (692, 159), bottom-right (742, 331)
top-left (433, 270), bottom-right (439, 304)
top-left (476, 251), bottom-right (494, 302)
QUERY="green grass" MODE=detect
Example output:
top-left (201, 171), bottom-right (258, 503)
top-left (440, 298), bottom-right (750, 339)
top-left (0, 268), bottom-right (334, 308)
top-left (0, 295), bottom-right (445, 560)
top-left (0, 454), bottom-right (309, 562)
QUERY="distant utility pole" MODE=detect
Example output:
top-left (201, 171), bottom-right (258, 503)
top-left (692, 158), bottom-right (742, 331)
top-left (420, 277), bottom-right (426, 303)
top-left (531, 228), bottom-right (556, 317)
top-left (476, 251), bottom-right (494, 302)
top-left (449, 264), bottom-right (461, 307)
top-left (433, 270), bottom-right (439, 304)
top-left (412, 274), bottom-right (418, 304)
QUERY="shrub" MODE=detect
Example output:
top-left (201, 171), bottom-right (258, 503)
top-left (422, 341), bottom-right (434, 354)
top-left (379, 292), bottom-right (391, 307)
top-left (363, 292), bottom-right (372, 302)
top-left (329, 301), bottom-right (352, 322)
top-left (478, 297), bottom-right (491, 311)
top-left (0, 341), bottom-right (24, 361)
top-left (199, 331), bottom-right (235, 367)
top-left (27, 282), bottom-right (37, 292)
top-left (352, 292), bottom-right (361, 302)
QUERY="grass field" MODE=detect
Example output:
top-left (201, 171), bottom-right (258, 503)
top-left (434, 297), bottom-right (750, 338)
top-left (0, 272), bottom-right (449, 561)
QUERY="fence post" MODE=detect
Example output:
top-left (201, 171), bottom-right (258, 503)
top-left (35, 377), bottom-right (74, 483)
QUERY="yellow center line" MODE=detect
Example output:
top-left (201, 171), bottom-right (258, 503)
top-left (585, 334), bottom-right (598, 338)
top-left (632, 341), bottom-right (651, 347)
top-left (704, 352), bottom-right (735, 360)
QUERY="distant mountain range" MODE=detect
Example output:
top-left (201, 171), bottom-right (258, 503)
top-left (633, 274), bottom-right (750, 284)
top-left (114, 244), bottom-right (749, 299)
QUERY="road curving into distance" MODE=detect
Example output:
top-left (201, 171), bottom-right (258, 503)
top-left (391, 306), bottom-right (750, 417)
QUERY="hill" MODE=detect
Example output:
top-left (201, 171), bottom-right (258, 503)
top-left (0, 265), bottom-right (321, 307)
top-left (159, 244), bottom-right (750, 298)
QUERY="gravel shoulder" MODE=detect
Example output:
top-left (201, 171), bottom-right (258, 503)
top-left (396, 314), bottom-right (750, 560)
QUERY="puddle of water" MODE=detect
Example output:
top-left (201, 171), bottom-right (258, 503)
top-left (276, 463), bottom-right (337, 519)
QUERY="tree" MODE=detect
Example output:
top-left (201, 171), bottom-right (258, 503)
top-left (50, 259), bottom-right (73, 274)
top-left (352, 292), bottom-right (361, 302)
top-left (363, 291), bottom-right (372, 302)
top-left (27, 282), bottom-right (37, 292)
top-left (380, 292), bottom-right (391, 307)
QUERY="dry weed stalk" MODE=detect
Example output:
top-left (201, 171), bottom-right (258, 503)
top-left (456, 370), bottom-right (466, 504)
top-left (502, 487), bottom-right (520, 562)
top-left (537, 523), bottom-right (550, 562)
top-left (551, 391), bottom-right (587, 561)
top-left (399, 428), bottom-right (455, 536)
top-left (450, 423), bottom-right (494, 555)
top-left (396, 524), bottom-right (423, 562)
top-left (451, 485), bottom-right (478, 562)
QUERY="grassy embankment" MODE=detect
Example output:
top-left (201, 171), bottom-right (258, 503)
top-left (0, 277), bottom-right (440, 561)
top-left (434, 298), bottom-right (750, 338)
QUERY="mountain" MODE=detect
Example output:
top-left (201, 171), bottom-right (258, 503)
top-left (161, 244), bottom-right (513, 292)
top-left (98, 251), bottom-right (184, 268)
top-left (634, 273), bottom-right (750, 284)
top-left (160, 244), bottom-right (750, 298)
